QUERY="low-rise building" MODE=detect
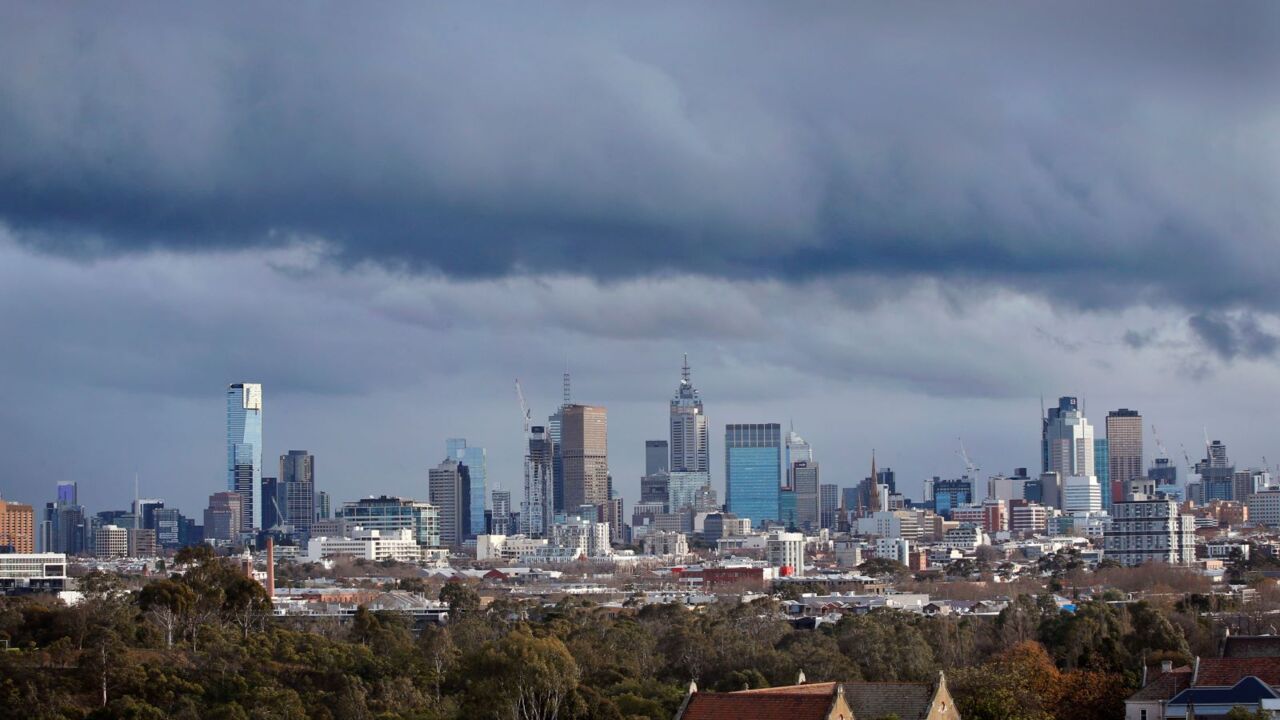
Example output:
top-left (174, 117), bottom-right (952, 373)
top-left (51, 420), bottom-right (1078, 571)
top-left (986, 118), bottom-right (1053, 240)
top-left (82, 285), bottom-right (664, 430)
top-left (765, 530), bottom-right (806, 575)
top-left (643, 530), bottom-right (689, 557)
top-left (475, 534), bottom-right (549, 562)
top-left (305, 528), bottom-right (423, 563)
top-left (0, 553), bottom-right (68, 594)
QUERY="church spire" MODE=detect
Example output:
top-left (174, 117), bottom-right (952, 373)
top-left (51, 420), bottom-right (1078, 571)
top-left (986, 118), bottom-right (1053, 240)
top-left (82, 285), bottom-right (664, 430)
top-left (869, 449), bottom-right (881, 512)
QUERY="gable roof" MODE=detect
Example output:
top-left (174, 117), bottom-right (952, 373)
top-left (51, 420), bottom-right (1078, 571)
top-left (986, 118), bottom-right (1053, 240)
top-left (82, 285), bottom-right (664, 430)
top-left (734, 679), bottom-right (940, 720)
top-left (1195, 657), bottom-right (1280, 687)
top-left (1128, 668), bottom-right (1192, 702)
top-left (1168, 676), bottom-right (1278, 707)
top-left (678, 692), bottom-right (837, 720)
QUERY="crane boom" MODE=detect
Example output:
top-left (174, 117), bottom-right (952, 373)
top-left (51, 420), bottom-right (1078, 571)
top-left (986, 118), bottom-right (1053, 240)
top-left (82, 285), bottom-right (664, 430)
top-left (957, 438), bottom-right (980, 477)
top-left (514, 378), bottom-right (531, 434)
top-left (1151, 424), bottom-right (1169, 460)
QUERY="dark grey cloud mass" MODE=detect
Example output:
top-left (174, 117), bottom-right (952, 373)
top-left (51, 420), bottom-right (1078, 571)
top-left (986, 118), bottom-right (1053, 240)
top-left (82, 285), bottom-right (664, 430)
top-left (0, 2), bottom-right (1276, 310)
top-left (1, 3), bottom-right (1279, 516)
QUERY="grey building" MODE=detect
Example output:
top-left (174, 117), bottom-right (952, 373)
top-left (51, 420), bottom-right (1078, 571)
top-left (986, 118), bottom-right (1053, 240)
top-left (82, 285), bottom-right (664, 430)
top-left (645, 440), bottom-right (669, 476)
top-left (669, 355), bottom-right (709, 473)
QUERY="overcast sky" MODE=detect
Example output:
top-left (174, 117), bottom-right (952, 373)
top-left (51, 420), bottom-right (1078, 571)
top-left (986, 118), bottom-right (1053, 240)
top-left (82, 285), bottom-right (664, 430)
top-left (1, 2), bottom-right (1277, 518)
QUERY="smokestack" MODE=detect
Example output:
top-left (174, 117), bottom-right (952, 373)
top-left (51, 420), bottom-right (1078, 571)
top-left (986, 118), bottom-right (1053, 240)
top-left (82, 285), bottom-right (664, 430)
top-left (265, 537), bottom-right (275, 597)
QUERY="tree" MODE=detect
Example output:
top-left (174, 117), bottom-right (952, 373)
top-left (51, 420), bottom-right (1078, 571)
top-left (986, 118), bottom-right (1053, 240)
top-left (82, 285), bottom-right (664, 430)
top-left (440, 582), bottom-right (481, 617)
top-left (139, 579), bottom-right (196, 648)
top-left (467, 629), bottom-right (580, 720)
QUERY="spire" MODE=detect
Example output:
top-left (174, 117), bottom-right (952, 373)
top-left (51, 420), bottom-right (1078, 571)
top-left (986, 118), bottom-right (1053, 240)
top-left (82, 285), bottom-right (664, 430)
top-left (562, 371), bottom-right (571, 406)
top-left (869, 449), bottom-right (881, 512)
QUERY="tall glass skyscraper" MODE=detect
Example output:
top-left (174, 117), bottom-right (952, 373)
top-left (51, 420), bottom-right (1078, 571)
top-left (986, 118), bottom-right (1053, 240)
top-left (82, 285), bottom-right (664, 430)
top-left (227, 383), bottom-right (263, 531)
top-left (725, 423), bottom-right (781, 529)
top-left (446, 438), bottom-right (487, 541)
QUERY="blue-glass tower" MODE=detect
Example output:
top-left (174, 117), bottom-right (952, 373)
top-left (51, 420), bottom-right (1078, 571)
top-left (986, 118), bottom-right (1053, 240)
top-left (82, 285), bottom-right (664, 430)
top-left (1094, 438), bottom-right (1111, 511)
top-left (447, 438), bottom-right (487, 540)
top-left (227, 383), bottom-right (263, 531)
top-left (725, 423), bottom-right (781, 529)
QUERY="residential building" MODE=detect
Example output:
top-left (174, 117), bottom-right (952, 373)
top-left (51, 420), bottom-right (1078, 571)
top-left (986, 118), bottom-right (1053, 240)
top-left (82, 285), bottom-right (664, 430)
top-left (599, 497), bottom-right (625, 545)
top-left (1106, 408), bottom-right (1143, 499)
top-left (316, 491), bottom-right (331, 520)
top-left (675, 680), bottom-right (961, 720)
top-left (944, 525), bottom-right (987, 551)
top-left (561, 404), bottom-right (609, 510)
top-left (446, 439), bottom-right (487, 542)
top-left (643, 531), bottom-right (689, 557)
top-left (875, 537), bottom-right (911, 566)
top-left (0, 499), bottom-right (35, 553)
top-left (1104, 499), bottom-right (1196, 566)
top-left (127, 528), bottom-right (157, 557)
top-left (766, 530), bottom-right (805, 575)
top-left (95, 525), bottom-right (128, 558)
top-left (428, 458), bottom-right (469, 546)
top-left (522, 424), bottom-right (554, 537)
top-left (725, 423), bottom-right (782, 529)
top-left (475, 534), bottom-right (549, 562)
top-left (548, 516), bottom-right (612, 559)
top-left (490, 490), bottom-right (512, 535)
top-left (670, 355), bottom-right (709, 473)
top-left (1095, 437), bottom-right (1110, 511)
top-left (856, 510), bottom-right (922, 541)
top-left (227, 382), bottom-right (264, 530)
top-left (645, 440), bottom-right (669, 476)
top-left (1247, 490), bottom-right (1280, 527)
top-left (339, 496), bottom-right (441, 547)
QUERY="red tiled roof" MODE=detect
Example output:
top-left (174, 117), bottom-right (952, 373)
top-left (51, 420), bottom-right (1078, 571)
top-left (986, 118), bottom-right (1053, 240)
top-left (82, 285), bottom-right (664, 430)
top-left (734, 680), bottom-right (939, 720)
top-left (1129, 668), bottom-right (1192, 702)
top-left (680, 693), bottom-right (834, 720)
top-left (1195, 657), bottom-right (1280, 687)
top-left (737, 682), bottom-right (838, 695)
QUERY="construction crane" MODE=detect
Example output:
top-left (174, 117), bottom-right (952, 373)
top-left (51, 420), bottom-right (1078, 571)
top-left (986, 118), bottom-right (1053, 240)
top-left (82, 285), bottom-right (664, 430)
top-left (514, 378), bottom-right (531, 434)
top-left (1180, 443), bottom-right (1198, 478)
top-left (957, 438), bottom-right (980, 478)
top-left (1151, 424), bottom-right (1170, 460)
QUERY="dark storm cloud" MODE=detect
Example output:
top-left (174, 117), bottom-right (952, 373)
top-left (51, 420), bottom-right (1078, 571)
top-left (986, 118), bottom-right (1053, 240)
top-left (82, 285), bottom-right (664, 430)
top-left (1188, 312), bottom-right (1280, 361)
top-left (0, 2), bottom-right (1276, 311)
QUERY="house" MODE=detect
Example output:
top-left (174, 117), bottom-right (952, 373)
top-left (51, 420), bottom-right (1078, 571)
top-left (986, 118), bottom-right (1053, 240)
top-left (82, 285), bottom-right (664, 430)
top-left (1123, 662), bottom-right (1191, 720)
top-left (674, 682), bottom-right (853, 720)
top-left (677, 674), bottom-right (960, 720)
top-left (1165, 676), bottom-right (1279, 718)
top-left (1125, 649), bottom-right (1280, 718)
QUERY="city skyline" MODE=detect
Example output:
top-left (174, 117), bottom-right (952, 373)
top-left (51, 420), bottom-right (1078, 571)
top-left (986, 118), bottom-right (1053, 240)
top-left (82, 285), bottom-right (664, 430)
top-left (0, 4), bottom-right (1278, 520)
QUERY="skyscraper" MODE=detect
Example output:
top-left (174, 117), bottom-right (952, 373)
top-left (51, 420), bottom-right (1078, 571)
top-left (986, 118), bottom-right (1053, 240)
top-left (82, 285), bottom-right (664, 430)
top-left (261, 477), bottom-right (281, 529)
top-left (316, 491), bottom-right (331, 520)
top-left (204, 491), bottom-right (243, 542)
top-left (548, 372), bottom-right (570, 513)
top-left (446, 439), bottom-right (487, 541)
top-left (1106, 409), bottom-right (1143, 503)
top-left (428, 458), bottom-right (470, 546)
top-left (561, 404), bottom-right (609, 510)
top-left (670, 355), bottom-right (709, 473)
top-left (522, 424), bottom-right (554, 537)
top-left (784, 429), bottom-right (813, 486)
top-left (280, 450), bottom-right (316, 534)
top-left (819, 483), bottom-right (839, 530)
top-left (490, 490), bottom-right (512, 535)
top-left (227, 382), bottom-right (263, 531)
top-left (645, 440), bottom-right (669, 476)
top-left (791, 461), bottom-right (820, 530)
top-left (725, 423), bottom-right (781, 529)
top-left (1094, 438), bottom-right (1110, 511)
top-left (0, 498), bottom-right (35, 553)
top-left (1042, 396), bottom-right (1095, 479)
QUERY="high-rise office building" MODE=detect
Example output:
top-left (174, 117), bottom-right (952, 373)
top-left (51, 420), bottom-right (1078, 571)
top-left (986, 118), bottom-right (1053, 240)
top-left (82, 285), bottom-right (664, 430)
top-left (932, 478), bottom-right (974, 518)
top-left (669, 471), bottom-right (712, 513)
top-left (56, 481), bottom-right (77, 506)
top-left (261, 477), bottom-right (281, 529)
top-left (561, 404), bottom-right (609, 510)
top-left (204, 491), bottom-right (243, 542)
top-left (429, 458), bottom-right (470, 546)
top-left (339, 496), bottom-right (441, 547)
top-left (134, 499), bottom-right (164, 531)
top-left (1062, 475), bottom-right (1102, 514)
top-left (641, 471), bottom-right (671, 505)
top-left (670, 355), bottom-right (709, 474)
top-left (1042, 396), bottom-right (1095, 479)
top-left (820, 483), bottom-right (839, 530)
top-left (280, 450), bottom-right (316, 534)
top-left (1106, 409), bottom-right (1143, 503)
top-left (1196, 440), bottom-right (1235, 501)
top-left (548, 372), bottom-right (570, 513)
top-left (227, 382), bottom-right (263, 531)
top-left (0, 498), bottom-right (35, 553)
top-left (645, 440), bottom-right (669, 476)
top-left (316, 491), bottom-right (331, 520)
top-left (446, 439), bottom-right (487, 541)
top-left (784, 430), bottom-right (813, 487)
top-left (1094, 438), bottom-right (1110, 511)
top-left (40, 481), bottom-right (87, 555)
top-left (725, 423), bottom-right (781, 529)
top-left (791, 461), bottom-right (820, 531)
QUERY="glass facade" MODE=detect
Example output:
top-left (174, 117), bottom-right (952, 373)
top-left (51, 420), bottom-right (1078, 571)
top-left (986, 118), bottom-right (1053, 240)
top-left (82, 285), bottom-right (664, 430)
top-left (339, 496), bottom-right (440, 547)
top-left (725, 423), bottom-right (781, 529)
top-left (1094, 438), bottom-right (1110, 511)
top-left (226, 383), bottom-right (263, 531)
top-left (447, 439), bottom-right (487, 540)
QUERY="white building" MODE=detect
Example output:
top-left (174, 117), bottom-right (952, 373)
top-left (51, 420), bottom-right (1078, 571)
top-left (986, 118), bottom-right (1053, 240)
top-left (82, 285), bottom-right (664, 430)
top-left (765, 530), bottom-right (805, 575)
top-left (643, 531), bottom-right (689, 558)
top-left (0, 553), bottom-right (68, 592)
top-left (549, 517), bottom-right (612, 559)
top-left (1009, 502), bottom-right (1049, 536)
top-left (1062, 475), bottom-right (1102, 514)
top-left (834, 538), bottom-right (866, 568)
top-left (854, 510), bottom-right (921, 541)
top-left (875, 537), bottom-right (911, 566)
top-left (95, 524), bottom-right (128, 558)
top-left (305, 528), bottom-right (423, 563)
top-left (1044, 398), bottom-right (1096, 479)
top-left (943, 525), bottom-right (988, 551)
top-left (1103, 499), bottom-right (1196, 566)
top-left (475, 534), bottom-right (549, 562)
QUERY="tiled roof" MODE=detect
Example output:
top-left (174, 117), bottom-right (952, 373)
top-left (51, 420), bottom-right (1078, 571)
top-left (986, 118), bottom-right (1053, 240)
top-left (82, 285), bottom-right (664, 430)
top-left (1223, 636), bottom-right (1280, 658)
top-left (1169, 676), bottom-right (1278, 706)
top-left (735, 681), bottom-right (937, 720)
top-left (841, 682), bottom-right (935, 720)
top-left (679, 693), bottom-right (835, 720)
top-left (1196, 657), bottom-right (1280, 687)
top-left (1128, 668), bottom-right (1192, 702)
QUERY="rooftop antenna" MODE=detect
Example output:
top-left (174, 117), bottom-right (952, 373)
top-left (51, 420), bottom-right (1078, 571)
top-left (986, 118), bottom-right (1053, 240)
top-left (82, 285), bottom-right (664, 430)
top-left (682, 353), bottom-right (691, 385)
top-left (562, 371), bottom-right (571, 407)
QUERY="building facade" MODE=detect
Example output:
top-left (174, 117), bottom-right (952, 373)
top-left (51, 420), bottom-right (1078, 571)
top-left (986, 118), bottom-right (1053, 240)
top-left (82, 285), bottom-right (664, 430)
top-left (428, 459), bottom-right (469, 546)
top-left (669, 355), bottom-right (709, 474)
top-left (1043, 396), bottom-right (1095, 479)
top-left (280, 450), bottom-right (316, 534)
top-left (227, 382), bottom-right (263, 531)
top-left (522, 425), bottom-right (554, 537)
top-left (446, 438), bottom-right (487, 542)
top-left (725, 423), bottom-right (781, 529)
top-left (1103, 499), bottom-right (1196, 566)
top-left (339, 496), bottom-right (441, 547)
top-left (561, 404), bottom-right (609, 511)
top-left (645, 440), bottom-right (669, 476)
top-left (0, 499), bottom-right (35, 553)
